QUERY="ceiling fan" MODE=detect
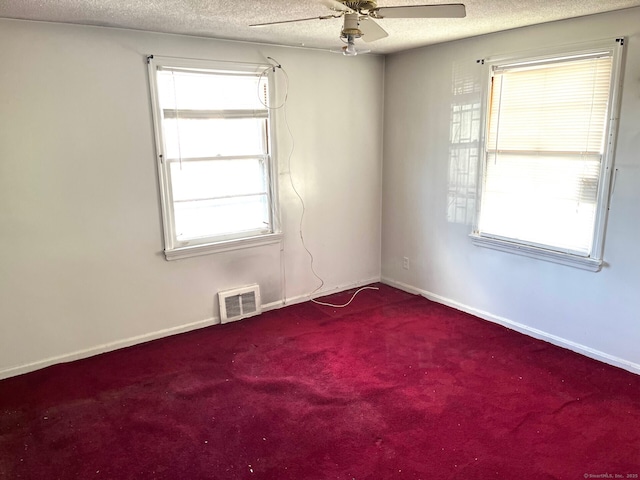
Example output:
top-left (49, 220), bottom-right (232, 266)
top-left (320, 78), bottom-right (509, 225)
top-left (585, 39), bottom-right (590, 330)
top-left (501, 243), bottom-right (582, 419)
top-left (250, 1), bottom-right (466, 56)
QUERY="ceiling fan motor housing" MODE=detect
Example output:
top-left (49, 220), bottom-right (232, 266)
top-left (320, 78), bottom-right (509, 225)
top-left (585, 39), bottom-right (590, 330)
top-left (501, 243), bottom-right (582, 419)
top-left (341, 0), bottom-right (378, 12)
top-left (342, 13), bottom-right (362, 38)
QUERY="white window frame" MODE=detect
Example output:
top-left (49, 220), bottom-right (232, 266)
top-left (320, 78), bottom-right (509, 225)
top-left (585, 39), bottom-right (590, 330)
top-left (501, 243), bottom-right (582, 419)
top-left (147, 55), bottom-right (282, 260)
top-left (471, 38), bottom-right (625, 272)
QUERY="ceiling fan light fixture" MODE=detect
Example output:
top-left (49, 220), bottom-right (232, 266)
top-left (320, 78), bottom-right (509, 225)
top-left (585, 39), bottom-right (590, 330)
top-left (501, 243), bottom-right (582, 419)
top-left (333, 34), bottom-right (370, 56)
top-left (330, 34), bottom-right (370, 56)
top-left (344, 39), bottom-right (358, 56)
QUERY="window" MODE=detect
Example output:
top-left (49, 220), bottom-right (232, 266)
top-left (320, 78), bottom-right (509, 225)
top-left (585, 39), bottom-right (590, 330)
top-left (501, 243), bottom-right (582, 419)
top-left (147, 56), bottom-right (281, 260)
top-left (472, 39), bottom-right (624, 271)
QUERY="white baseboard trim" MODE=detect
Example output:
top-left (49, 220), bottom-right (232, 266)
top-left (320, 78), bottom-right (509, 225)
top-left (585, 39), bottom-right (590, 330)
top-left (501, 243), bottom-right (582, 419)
top-left (381, 277), bottom-right (640, 376)
top-left (0, 276), bottom-right (381, 381)
top-left (0, 316), bottom-right (221, 381)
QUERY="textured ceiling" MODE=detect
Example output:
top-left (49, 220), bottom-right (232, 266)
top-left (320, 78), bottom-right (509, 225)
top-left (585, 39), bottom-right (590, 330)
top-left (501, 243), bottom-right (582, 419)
top-left (2, 0), bottom-right (640, 54)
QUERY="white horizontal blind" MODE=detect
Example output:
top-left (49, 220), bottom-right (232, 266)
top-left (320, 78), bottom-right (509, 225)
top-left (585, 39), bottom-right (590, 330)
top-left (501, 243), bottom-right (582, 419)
top-left (479, 54), bottom-right (613, 255)
top-left (155, 66), bottom-right (273, 245)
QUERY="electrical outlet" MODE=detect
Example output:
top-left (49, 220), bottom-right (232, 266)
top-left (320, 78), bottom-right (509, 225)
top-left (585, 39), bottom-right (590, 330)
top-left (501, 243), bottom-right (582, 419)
top-left (402, 257), bottom-right (410, 270)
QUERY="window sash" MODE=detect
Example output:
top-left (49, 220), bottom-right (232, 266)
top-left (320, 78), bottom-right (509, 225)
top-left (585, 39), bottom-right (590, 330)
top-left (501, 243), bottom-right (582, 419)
top-left (173, 194), bottom-right (272, 245)
top-left (162, 109), bottom-right (268, 120)
top-left (168, 156), bottom-right (269, 202)
top-left (479, 152), bottom-right (601, 256)
top-left (162, 117), bottom-right (269, 159)
top-left (166, 155), bottom-right (272, 245)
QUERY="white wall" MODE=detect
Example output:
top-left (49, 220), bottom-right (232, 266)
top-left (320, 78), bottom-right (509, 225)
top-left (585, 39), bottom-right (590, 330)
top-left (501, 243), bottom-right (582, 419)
top-left (382, 8), bottom-right (640, 373)
top-left (0, 19), bottom-right (383, 378)
top-left (4, 8), bottom-right (639, 379)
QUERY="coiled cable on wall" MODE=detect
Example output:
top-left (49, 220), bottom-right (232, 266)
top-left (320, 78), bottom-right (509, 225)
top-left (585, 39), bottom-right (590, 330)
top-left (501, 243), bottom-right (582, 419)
top-left (260, 57), bottom-right (378, 309)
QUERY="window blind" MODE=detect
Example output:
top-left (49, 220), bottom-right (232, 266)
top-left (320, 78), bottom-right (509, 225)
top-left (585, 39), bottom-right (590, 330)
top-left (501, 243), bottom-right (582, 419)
top-left (479, 54), bottom-right (613, 256)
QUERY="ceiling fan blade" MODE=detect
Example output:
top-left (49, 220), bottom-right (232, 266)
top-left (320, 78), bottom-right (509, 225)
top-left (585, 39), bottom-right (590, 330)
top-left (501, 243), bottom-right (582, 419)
top-left (320, 0), bottom-right (354, 13)
top-left (359, 17), bottom-right (389, 42)
top-left (250, 14), bottom-right (341, 27)
top-left (374, 3), bottom-right (466, 19)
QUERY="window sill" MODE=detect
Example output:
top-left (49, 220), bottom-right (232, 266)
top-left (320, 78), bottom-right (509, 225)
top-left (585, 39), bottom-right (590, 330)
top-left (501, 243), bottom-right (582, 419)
top-left (469, 234), bottom-right (603, 272)
top-left (164, 233), bottom-right (283, 261)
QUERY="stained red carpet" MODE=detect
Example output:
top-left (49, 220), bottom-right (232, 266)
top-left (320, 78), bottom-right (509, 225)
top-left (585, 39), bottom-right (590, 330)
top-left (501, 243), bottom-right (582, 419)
top-left (1, 284), bottom-right (638, 479)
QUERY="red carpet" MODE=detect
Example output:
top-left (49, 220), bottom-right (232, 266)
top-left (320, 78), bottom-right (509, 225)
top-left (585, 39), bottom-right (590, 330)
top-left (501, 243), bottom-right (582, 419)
top-left (1, 284), bottom-right (639, 479)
